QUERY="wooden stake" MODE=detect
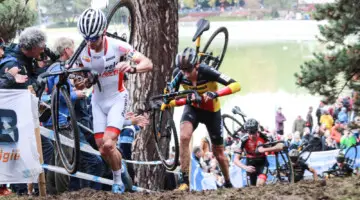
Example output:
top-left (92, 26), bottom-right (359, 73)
top-left (28, 86), bottom-right (47, 197)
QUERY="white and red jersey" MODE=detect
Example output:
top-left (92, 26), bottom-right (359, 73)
top-left (78, 36), bottom-right (135, 100)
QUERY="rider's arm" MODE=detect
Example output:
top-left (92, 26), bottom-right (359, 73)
top-left (202, 64), bottom-right (241, 97)
top-left (256, 133), bottom-right (284, 153)
top-left (128, 51), bottom-right (153, 73)
top-left (258, 144), bottom-right (284, 154)
top-left (234, 152), bottom-right (247, 170)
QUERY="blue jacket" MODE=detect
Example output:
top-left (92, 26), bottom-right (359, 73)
top-left (42, 63), bottom-right (78, 127)
top-left (118, 125), bottom-right (141, 144)
top-left (337, 107), bottom-right (348, 124)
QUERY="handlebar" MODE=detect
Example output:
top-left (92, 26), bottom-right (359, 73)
top-left (257, 141), bottom-right (285, 148)
top-left (150, 90), bottom-right (199, 101)
top-left (149, 90), bottom-right (202, 110)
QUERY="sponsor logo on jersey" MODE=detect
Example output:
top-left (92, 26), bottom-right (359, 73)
top-left (82, 55), bottom-right (91, 63)
top-left (106, 56), bottom-right (116, 61)
top-left (220, 74), bottom-right (231, 82)
top-left (93, 55), bottom-right (102, 59)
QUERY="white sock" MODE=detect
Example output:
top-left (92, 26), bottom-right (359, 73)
top-left (113, 169), bottom-right (123, 185)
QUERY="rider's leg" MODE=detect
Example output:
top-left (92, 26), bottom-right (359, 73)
top-left (212, 145), bottom-right (230, 182)
top-left (179, 105), bottom-right (198, 187)
top-left (256, 162), bottom-right (268, 186)
top-left (179, 121), bottom-right (194, 183)
top-left (256, 174), bottom-right (267, 186)
top-left (204, 110), bottom-right (231, 185)
top-left (95, 128), bottom-right (123, 186)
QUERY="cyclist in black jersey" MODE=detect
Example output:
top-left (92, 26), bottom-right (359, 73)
top-left (327, 152), bottom-right (354, 177)
top-left (288, 149), bottom-right (317, 182)
top-left (167, 47), bottom-right (241, 190)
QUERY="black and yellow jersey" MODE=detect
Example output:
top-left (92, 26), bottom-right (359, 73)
top-left (169, 64), bottom-right (241, 112)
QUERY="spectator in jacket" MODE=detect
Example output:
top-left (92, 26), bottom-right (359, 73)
top-left (292, 115), bottom-right (306, 136)
top-left (306, 106), bottom-right (313, 132)
top-left (275, 107), bottom-right (286, 135)
top-left (337, 107), bottom-right (348, 124)
top-left (320, 110), bottom-right (334, 130)
top-left (316, 101), bottom-right (325, 126)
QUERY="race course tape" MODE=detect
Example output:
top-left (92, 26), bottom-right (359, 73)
top-left (42, 164), bottom-right (153, 193)
top-left (40, 126), bottom-right (163, 165)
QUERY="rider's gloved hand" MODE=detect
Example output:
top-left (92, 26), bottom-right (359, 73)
top-left (203, 91), bottom-right (218, 103)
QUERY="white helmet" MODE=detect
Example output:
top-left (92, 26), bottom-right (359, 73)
top-left (77, 8), bottom-right (107, 39)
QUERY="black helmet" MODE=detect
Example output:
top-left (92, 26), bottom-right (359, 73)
top-left (175, 47), bottom-right (198, 72)
top-left (244, 118), bottom-right (258, 134)
top-left (336, 152), bottom-right (345, 163)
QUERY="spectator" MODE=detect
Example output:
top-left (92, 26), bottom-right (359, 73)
top-left (290, 131), bottom-right (301, 150)
top-left (275, 107), bottom-right (286, 135)
top-left (0, 39), bottom-right (28, 88)
top-left (305, 106), bottom-right (314, 132)
top-left (324, 130), bottom-right (336, 150)
top-left (118, 112), bottom-right (149, 182)
top-left (340, 129), bottom-right (357, 149)
top-left (330, 121), bottom-right (343, 145)
top-left (337, 107), bottom-right (348, 124)
top-left (316, 101), bottom-right (324, 126)
top-left (200, 136), bottom-right (211, 154)
top-left (225, 136), bottom-right (233, 147)
top-left (292, 115), bottom-right (306, 136)
top-left (320, 110), bottom-right (334, 130)
top-left (0, 28), bottom-right (46, 89)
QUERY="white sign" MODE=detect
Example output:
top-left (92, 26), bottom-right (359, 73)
top-left (0, 89), bottom-right (42, 184)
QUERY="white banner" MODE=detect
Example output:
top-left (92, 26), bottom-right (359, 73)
top-left (0, 89), bottom-right (42, 184)
top-left (298, 0), bottom-right (336, 4)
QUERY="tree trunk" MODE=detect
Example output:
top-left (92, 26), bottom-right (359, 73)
top-left (127, 0), bottom-right (178, 191)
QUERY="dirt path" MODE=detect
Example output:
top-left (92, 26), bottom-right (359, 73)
top-left (6, 176), bottom-right (360, 200)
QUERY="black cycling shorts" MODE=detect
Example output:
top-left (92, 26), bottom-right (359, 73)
top-left (180, 105), bottom-right (223, 145)
top-left (246, 157), bottom-right (269, 186)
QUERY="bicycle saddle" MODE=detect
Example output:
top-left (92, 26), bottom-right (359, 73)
top-left (192, 18), bottom-right (210, 42)
top-left (232, 106), bottom-right (246, 117)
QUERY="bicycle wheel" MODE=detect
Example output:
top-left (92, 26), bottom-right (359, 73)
top-left (201, 27), bottom-right (229, 70)
top-left (51, 86), bottom-right (80, 174)
top-left (275, 150), bottom-right (294, 183)
top-left (221, 114), bottom-right (244, 139)
top-left (152, 108), bottom-right (179, 171)
top-left (106, 0), bottom-right (135, 44)
top-left (344, 145), bottom-right (358, 168)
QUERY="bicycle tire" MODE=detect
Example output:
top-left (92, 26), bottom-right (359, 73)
top-left (279, 150), bottom-right (295, 183)
top-left (221, 114), bottom-right (244, 139)
top-left (152, 109), bottom-right (179, 171)
top-left (202, 27), bottom-right (229, 70)
top-left (106, 0), bottom-right (135, 44)
top-left (51, 86), bottom-right (80, 174)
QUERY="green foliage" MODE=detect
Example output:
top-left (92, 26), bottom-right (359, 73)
top-left (295, 0), bottom-right (360, 116)
top-left (39, 0), bottom-right (88, 25)
top-left (0, 0), bottom-right (36, 42)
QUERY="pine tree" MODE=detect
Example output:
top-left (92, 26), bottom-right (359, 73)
top-left (0, 0), bottom-right (36, 42)
top-left (295, 0), bottom-right (360, 118)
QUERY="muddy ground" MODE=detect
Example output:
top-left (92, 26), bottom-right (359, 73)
top-left (4, 176), bottom-right (360, 200)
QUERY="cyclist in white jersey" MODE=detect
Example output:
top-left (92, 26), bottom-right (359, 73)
top-left (75, 8), bottom-right (153, 194)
